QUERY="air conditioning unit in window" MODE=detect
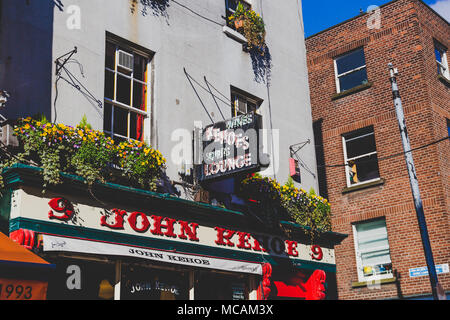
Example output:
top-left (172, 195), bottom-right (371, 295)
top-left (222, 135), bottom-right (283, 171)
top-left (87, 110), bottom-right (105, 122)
top-left (117, 50), bottom-right (134, 72)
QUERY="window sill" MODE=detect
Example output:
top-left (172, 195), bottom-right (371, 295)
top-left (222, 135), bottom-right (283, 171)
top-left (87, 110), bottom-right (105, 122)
top-left (351, 277), bottom-right (396, 288)
top-left (223, 26), bottom-right (247, 44)
top-left (437, 75), bottom-right (450, 87)
top-left (342, 178), bottom-right (385, 194)
top-left (332, 82), bottom-right (373, 101)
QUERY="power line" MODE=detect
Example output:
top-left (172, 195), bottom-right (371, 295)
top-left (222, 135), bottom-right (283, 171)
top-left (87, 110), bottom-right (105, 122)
top-left (319, 135), bottom-right (449, 168)
top-left (171, 0), bottom-right (223, 26)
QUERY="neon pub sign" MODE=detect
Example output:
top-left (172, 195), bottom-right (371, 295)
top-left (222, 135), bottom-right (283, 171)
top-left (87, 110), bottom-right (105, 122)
top-left (199, 112), bottom-right (262, 181)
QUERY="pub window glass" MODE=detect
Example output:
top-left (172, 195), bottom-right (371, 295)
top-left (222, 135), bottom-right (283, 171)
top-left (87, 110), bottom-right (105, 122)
top-left (120, 264), bottom-right (189, 300)
top-left (46, 259), bottom-right (115, 300)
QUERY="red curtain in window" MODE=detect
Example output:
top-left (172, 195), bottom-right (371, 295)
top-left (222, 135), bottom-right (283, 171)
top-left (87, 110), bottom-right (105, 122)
top-left (136, 67), bottom-right (147, 142)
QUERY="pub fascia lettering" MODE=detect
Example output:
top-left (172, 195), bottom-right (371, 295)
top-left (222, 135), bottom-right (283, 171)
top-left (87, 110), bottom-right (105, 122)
top-left (51, 202), bottom-right (324, 261)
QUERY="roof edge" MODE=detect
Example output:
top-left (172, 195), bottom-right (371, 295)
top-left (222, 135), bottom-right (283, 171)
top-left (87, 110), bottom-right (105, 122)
top-left (305, 0), bottom-right (449, 41)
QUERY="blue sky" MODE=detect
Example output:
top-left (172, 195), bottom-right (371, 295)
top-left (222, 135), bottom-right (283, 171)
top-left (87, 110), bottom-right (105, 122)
top-left (302, 0), bottom-right (450, 37)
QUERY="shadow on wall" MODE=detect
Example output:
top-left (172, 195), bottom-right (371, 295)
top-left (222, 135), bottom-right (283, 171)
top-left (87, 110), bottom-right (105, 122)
top-left (0, 0), bottom-right (59, 121)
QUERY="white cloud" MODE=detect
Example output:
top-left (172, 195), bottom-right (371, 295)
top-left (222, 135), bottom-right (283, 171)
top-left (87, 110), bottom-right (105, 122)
top-left (429, 0), bottom-right (450, 22)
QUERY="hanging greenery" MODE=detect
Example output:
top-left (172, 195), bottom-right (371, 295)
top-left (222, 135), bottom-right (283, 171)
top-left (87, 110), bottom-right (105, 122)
top-left (249, 45), bottom-right (272, 85)
top-left (228, 2), bottom-right (272, 85)
top-left (240, 174), bottom-right (332, 236)
top-left (0, 117), bottom-right (166, 192)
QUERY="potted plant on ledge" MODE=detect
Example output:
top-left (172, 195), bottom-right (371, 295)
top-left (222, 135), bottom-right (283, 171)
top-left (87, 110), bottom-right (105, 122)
top-left (228, 2), bottom-right (266, 52)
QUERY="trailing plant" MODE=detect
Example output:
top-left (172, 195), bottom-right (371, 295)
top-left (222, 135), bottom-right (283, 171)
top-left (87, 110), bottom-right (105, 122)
top-left (240, 174), bottom-right (332, 237)
top-left (228, 3), bottom-right (271, 85)
top-left (249, 45), bottom-right (272, 85)
top-left (0, 117), bottom-right (166, 192)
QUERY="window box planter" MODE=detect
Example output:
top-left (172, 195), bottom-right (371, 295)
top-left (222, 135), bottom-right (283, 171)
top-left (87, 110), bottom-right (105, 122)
top-left (223, 25), bottom-right (248, 44)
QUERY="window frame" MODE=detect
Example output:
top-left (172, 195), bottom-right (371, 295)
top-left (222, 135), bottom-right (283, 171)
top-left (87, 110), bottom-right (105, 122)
top-left (342, 126), bottom-right (380, 188)
top-left (230, 87), bottom-right (262, 117)
top-left (104, 38), bottom-right (152, 143)
top-left (352, 218), bottom-right (393, 283)
top-left (333, 48), bottom-right (368, 94)
top-left (435, 41), bottom-right (449, 80)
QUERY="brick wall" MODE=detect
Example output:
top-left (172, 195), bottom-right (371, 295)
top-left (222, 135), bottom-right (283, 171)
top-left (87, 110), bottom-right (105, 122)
top-left (306, 0), bottom-right (449, 300)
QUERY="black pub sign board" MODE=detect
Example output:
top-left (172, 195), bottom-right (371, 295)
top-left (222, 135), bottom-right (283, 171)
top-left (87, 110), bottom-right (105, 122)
top-left (198, 112), bottom-right (262, 182)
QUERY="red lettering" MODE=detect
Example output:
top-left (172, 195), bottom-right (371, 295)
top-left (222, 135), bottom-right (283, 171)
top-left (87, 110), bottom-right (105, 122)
top-left (237, 232), bottom-right (252, 250)
top-left (100, 209), bottom-right (127, 230)
top-left (178, 221), bottom-right (199, 241)
top-left (48, 198), bottom-right (74, 221)
top-left (286, 240), bottom-right (299, 257)
top-left (150, 215), bottom-right (177, 238)
top-left (128, 212), bottom-right (150, 233)
top-left (252, 235), bottom-right (269, 252)
top-left (215, 227), bottom-right (236, 247)
top-left (252, 238), bottom-right (268, 252)
top-left (311, 245), bottom-right (323, 261)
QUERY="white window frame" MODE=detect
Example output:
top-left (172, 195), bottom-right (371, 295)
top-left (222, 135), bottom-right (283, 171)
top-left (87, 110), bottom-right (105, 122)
top-left (352, 219), bottom-right (393, 283)
top-left (342, 128), bottom-right (380, 188)
top-left (333, 48), bottom-right (367, 93)
top-left (104, 40), bottom-right (151, 143)
top-left (435, 42), bottom-right (449, 80)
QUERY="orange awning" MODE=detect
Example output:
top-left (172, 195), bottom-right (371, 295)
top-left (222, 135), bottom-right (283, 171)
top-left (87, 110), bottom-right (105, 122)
top-left (0, 232), bottom-right (50, 265)
top-left (0, 232), bottom-right (54, 300)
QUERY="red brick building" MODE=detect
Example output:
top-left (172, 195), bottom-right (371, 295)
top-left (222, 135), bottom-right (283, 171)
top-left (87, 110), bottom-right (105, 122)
top-left (306, 0), bottom-right (449, 299)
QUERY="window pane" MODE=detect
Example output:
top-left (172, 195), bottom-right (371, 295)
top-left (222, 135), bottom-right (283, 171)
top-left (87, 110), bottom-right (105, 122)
top-left (247, 101), bottom-right (257, 113)
top-left (114, 107), bottom-right (128, 137)
top-left (356, 219), bottom-right (392, 277)
top-left (339, 68), bottom-right (368, 92)
top-left (357, 220), bottom-right (389, 251)
top-left (104, 69), bottom-right (115, 100)
top-left (335, 48), bottom-right (366, 75)
top-left (104, 103), bottom-right (112, 133)
top-left (237, 97), bottom-right (246, 114)
top-left (133, 54), bottom-right (148, 82)
top-left (116, 75), bottom-right (131, 106)
top-left (348, 153), bottom-right (380, 184)
top-left (435, 47), bottom-right (443, 63)
top-left (105, 42), bottom-right (115, 70)
top-left (346, 132), bottom-right (377, 159)
top-left (130, 112), bottom-right (144, 141)
top-left (133, 81), bottom-right (147, 111)
top-left (361, 249), bottom-right (391, 266)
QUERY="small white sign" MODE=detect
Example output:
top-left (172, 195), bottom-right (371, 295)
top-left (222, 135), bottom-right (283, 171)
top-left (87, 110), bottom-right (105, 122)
top-left (409, 264), bottom-right (449, 278)
top-left (43, 234), bottom-right (263, 275)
